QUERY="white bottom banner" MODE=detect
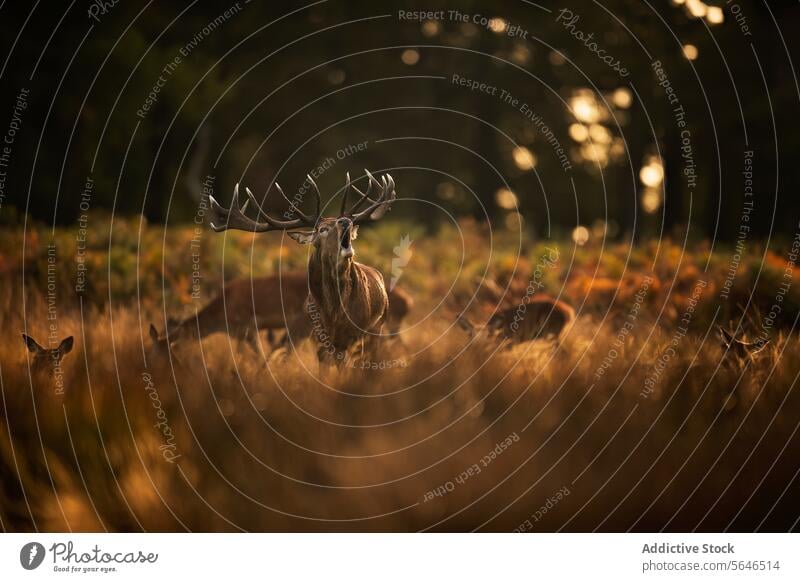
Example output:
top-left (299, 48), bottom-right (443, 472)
top-left (0, 533), bottom-right (797, 580)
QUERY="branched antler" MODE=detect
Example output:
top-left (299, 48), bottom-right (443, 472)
top-left (209, 180), bottom-right (321, 233)
top-left (210, 170), bottom-right (395, 234)
top-left (341, 169), bottom-right (397, 224)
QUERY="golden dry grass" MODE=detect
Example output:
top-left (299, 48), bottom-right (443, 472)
top-left (1, 223), bottom-right (799, 531)
top-left (2, 298), bottom-right (799, 532)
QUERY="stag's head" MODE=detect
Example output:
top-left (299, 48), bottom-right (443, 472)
top-left (288, 216), bottom-right (359, 264)
top-left (208, 170), bottom-right (396, 266)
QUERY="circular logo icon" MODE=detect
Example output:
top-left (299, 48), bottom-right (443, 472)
top-left (20, 542), bottom-right (46, 570)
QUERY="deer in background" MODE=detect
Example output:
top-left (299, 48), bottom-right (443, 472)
top-left (209, 170), bottom-right (397, 366)
top-left (152, 271), bottom-right (308, 353)
top-left (455, 275), bottom-right (575, 345)
top-left (718, 325), bottom-right (771, 365)
top-left (22, 334), bottom-right (74, 375)
top-left (456, 295), bottom-right (575, 345)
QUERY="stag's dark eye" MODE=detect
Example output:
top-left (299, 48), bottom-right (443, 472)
top-left (319, 227), bottom-right (330, 235)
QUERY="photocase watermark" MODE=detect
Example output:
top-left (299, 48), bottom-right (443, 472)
top-left (641, 279), bottom-right (707, 399)
top-left (390, 234), bottom-right (413, 291)
top-left (87, 0), bottom-right (121, 23)
top-left (190, 175), bottom-right (214, 300)
top-left (20, 539), bottom-right (158, 573)
top-left (720, 150), bottom-right (754, 300)
top-left (48, 541), bottom-right (157, 574)
top-left (652, 60), bottom-right (697, 190)
top-left (141, 372), bottom-right (181, 463)
top-left (594, 275), bottom-right (654, 381)
top-left (20, 542), bottom-right (46, 570)
top-left (0, 87), bottom-right (29, 212)
top-left (422, 432), bottom-right (519, 502)
top-left (451, 73), bottom-right (572, 172)
top-left (513, 485), bottom-right (571, 531)
top-left (555, 8), bottom-right (630, 77)
top-left (136, 3), bottom-right (246, 119)
top-left (504, 246), bottom-right (560, 335)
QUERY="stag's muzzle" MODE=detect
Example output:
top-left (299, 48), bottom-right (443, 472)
top-left (338, 218), bottom-right (354, 258)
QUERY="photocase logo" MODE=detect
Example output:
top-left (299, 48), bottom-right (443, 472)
top-left (20, 542), bottom-right (46, 570)
top-left (390, 234), bottom-right (413, 291)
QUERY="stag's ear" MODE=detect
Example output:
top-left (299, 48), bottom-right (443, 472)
top-left (58, 336), bottom-right (74, 355)
top-left (149, 324), bottom-right (160, 343)
top-left (351, 225), bottom-right (359, 240)
top-left (22, 334), bottom-right (44, 353)
top-left (288, 230), bottom-right (316, 245)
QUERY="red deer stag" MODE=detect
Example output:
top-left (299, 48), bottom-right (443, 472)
top-left (208, 171), bottom-right (397, 366)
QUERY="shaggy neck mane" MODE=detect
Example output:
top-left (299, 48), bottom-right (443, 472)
top-left (308, 246), bottom-right (355, 316)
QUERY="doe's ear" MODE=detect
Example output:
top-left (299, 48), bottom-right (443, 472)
top-left (22, 334), bottom-right (43, 353)
top-left (456, 314), bottom-right (476, 337)
top-left (59, 336), bottom-right (74, 354)
top-left (149, 324), bottom-right (160, 343)
top-left (288, 230), bottom-right (316, 245)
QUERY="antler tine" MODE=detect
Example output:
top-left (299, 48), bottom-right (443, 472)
top-left (718, 325), bottom-right (734, 346)
top-left (350, 171), bottom-right (397, 224)
top-left (346, 169), bottom-right (388, 216)
top-left (273, 182), bottom-right (314, 223)
top-left (306, 174), bottom-right (322, 222)
top-left (243, 187), bottom-right (265, 215)
top-left (340, 172), bottom-right (351, 216)
top-left (209, 183), bottom-right (310, 233)
top-left (345, 171), bottom-right (376, 216)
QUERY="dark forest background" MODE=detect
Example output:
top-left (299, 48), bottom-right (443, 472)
top-left (0, 0), bottom-right (798, 243)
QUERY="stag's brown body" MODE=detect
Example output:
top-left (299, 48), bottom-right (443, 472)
top-left (305, 226), bottom-right (388, 358)
top-left (165, 271), bottom-right (307, 342)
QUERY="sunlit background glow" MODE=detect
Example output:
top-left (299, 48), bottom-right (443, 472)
top-left (512, 146), bottom-right (537, 171)
top-left (639, 155), bottom-right (665, 188)
top-left (673, 0), bottom-right (725, 24)
top-left (495, 187), bottom-right (519, 210)
top-left (572, 225), bottom-right (590, 246)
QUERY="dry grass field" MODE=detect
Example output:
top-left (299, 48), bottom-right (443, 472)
top-left (1, 219), bottom-right (799, 532)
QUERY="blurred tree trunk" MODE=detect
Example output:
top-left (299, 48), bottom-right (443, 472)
top-left (625, 109), bottom-right (646, 243)
top-left (663, 125), bottom-right (684, 236)
top-left (471, 57), bottom-right (500, 222)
